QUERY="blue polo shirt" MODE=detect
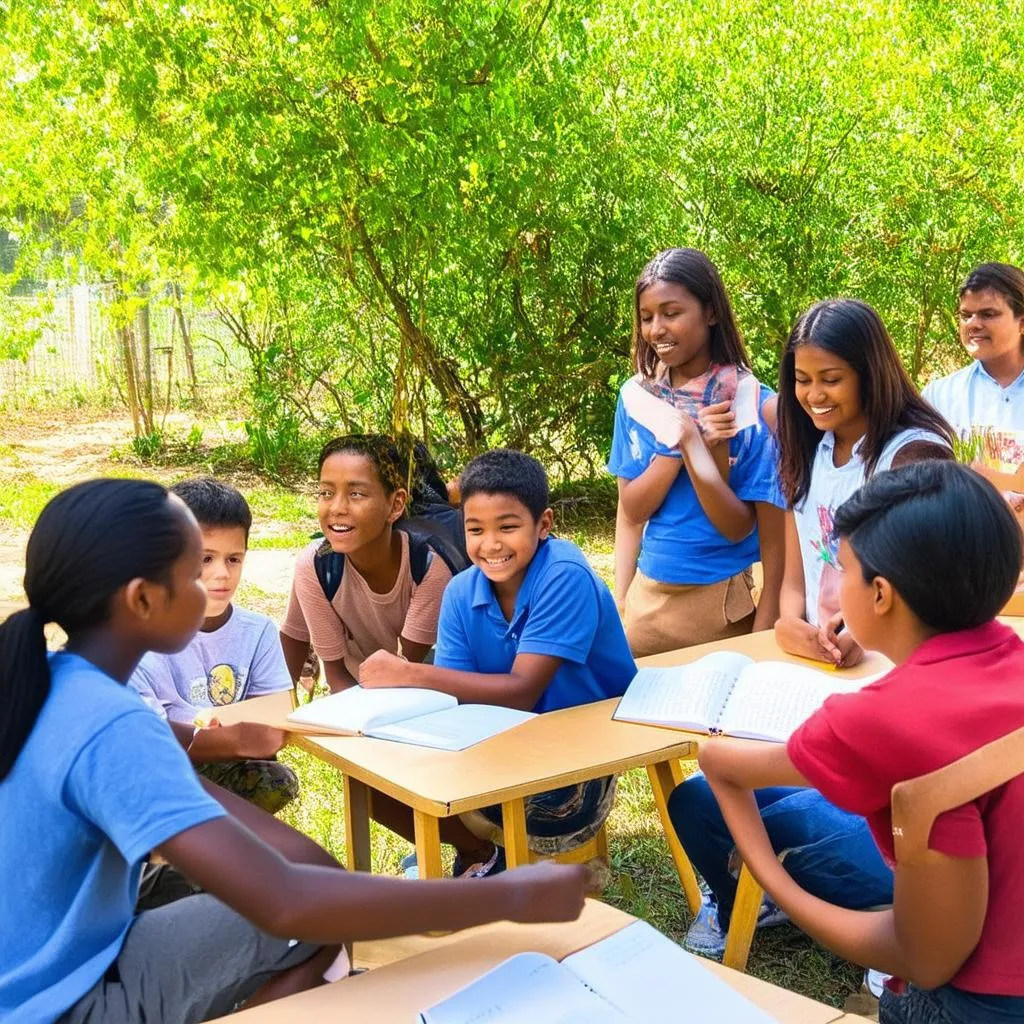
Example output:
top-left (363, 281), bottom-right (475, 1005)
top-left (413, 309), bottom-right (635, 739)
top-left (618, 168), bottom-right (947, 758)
top-left (924, 361), bottom-right (1024, 469)
top-left (607, 381), bottom-right (784, 585)
top-left (434, 537), bottom-right (636, 713)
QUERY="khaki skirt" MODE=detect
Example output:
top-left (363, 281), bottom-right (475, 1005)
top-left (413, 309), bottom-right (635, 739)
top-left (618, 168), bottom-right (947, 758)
top-left (623, 568), bottom-right (755, 659)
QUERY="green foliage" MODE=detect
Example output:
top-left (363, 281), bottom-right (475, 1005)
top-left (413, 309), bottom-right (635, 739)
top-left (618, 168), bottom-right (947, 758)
top-left (3, 0), bottom-right (1024, 472)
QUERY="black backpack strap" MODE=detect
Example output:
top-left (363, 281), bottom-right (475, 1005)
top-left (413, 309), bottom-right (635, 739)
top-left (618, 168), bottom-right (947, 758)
top-left (396, 520), bottom-right (468, 584)
top-left (313, 538), bottom-right (345, 602)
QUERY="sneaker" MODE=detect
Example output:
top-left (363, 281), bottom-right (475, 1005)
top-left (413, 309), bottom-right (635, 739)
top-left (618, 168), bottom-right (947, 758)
top-left (683, 894), bottom-right (789, 959)
top-left (453, 844), bottom-right (507, 879)
top-left (400, 852), bottom-right (419, 879)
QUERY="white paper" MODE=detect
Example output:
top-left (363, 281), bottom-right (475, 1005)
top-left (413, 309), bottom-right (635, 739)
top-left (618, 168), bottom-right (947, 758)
top-left (419, 952), bottom-right (626, 1024)
top-left (285, 685), bottom-right (456, 734)
top-left (613, 651), bottom-right (753, 732)
top-left (620, 377), bottom-right (685, 447)
top-left (564, 921), bottom-right (776, 1023)
top-left (732, 372), bottom-right (762, 431)
top-left (367, 704), bottom-right (535, 750)
top-left (718, 661), bottom-right (866, 742)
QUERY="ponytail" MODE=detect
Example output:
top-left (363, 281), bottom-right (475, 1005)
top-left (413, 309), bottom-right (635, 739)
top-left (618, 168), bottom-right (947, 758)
top-left (0, 607), bottom-right (50, 779)
top-left (0, 478), bottom-right (188, 780)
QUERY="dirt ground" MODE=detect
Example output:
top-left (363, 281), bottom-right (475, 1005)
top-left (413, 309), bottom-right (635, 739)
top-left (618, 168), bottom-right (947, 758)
top-left (0, 413), bottom-right (298, 610)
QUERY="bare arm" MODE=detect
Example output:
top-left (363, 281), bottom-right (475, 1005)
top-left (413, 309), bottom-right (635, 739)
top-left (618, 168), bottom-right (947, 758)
top-left (890, 441), bottom-right (955, 469)
top-left (280, 631), bottom-right (311, 682)
top-left (614, 497), bottom-right (643, 610)
top-left (358, 649), bottom-right (561, 712)
top-left (188, 721), bottom-right (287, 762)
top-left (751, 502), bottom-right (784, 632)
top-left (399, 637), bottom-right (433, 663)
top-left (774, 512), bottom-right (836, 663)
top-left (159, 816), bottom-right (588, 944)
top-left (617, 459), bottom-right (683, 524)
top-left (323, 657), bottom-right (358, 692)
top-left (699, 740), bottom-right (987, 988)
top-left (677, 420), bottom-right (756, 542)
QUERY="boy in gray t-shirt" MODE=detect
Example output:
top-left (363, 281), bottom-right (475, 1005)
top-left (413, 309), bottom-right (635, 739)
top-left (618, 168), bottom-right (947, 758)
top-left (130, 478), bottom-right (298, 815)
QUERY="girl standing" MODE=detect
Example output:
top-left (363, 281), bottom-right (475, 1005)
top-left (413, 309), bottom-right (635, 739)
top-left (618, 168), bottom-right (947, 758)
top-left (609, 248), bottom-right (784, 657)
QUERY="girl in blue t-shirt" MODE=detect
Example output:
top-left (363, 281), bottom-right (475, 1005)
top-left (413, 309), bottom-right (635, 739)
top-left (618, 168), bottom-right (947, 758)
top-left (0, 479), bottom-right (586, 1023)
top-left (608, 247), bottom-right (784, 658)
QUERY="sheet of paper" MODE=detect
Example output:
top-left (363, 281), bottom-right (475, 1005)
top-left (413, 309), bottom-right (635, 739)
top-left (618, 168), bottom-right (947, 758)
top-left (620, 377), bottom-right (685, 447)
top-left (286, 685), bottom-right (456, 734)
top-left (419, 952), bottom-right (626, 1024)
top-left (732, 372), bottom-right (762, 431)
top-left (367, 703), bottom-right (535, 750)
top-left (719, 660), bottom-right (868, 742)
top-left (564, 921), bottom-right (777, 1023)
top-left (613, 651), bottom-right (753, 732)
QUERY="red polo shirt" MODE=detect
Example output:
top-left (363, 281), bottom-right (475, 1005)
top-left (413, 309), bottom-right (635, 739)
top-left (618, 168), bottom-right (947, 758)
top-left (788, 620), bottom-right (1024, 995)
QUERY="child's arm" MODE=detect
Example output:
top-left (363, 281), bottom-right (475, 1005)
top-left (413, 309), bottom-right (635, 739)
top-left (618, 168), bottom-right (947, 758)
top-left (614, 498), bottom-right (643, 611)
top-left (774, 512), bottom-right (840, 664)
top-left (158, 815), bottom-right (588, 943)
top-left (189, 720), bottom-right (287, 762)
top-left (751, 502), bottom-right (784, 631)
top-left (617, 459), bottom-right (684, 524)
top-left (280, 630), bottom-right (312, 682)
top-left (699, 739), bottom-right (987, 988)
top-left (676, 416), bottom-right (757, 542)
top-left (359, 650), bottom-right (561, 712)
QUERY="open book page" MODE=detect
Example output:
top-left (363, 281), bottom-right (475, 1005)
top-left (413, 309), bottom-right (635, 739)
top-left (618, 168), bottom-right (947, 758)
top-left (419, 952), bottom-right (627, 1024)
top-left (620, 377), bottom-right (685, 447)
top-left (564, 921), bottom-right (776, 1023)
top-left (286, 685), bottom-right (456, 735)
top-left (613, 651), bottom-right (754, 732)
top-left (367, 704), bottom-right (536, 751)
top-left (718, 660), bottom-right (872, 742)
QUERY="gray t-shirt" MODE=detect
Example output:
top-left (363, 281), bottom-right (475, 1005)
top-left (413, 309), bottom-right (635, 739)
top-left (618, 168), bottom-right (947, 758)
top-left (129, 606), bottom-right (292, 723)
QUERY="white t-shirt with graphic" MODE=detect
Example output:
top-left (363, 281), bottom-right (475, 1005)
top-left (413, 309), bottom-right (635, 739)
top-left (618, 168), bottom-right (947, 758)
top-left (129, 606), bottom-right (292, 723)
top-left (793, 428), bottom-right (949, 627)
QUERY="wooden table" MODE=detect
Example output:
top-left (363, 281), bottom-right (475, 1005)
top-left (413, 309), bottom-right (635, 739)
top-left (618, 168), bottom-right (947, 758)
top-left (211, 900), bottom-right (871, 1023)
top-left (208, 689), bottom-right (703, 913)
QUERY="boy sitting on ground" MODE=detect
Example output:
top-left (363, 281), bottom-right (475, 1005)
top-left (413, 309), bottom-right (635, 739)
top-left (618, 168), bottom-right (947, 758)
top-left (360, 448), bottom-right (637, 875)
top-left (130, 477), bottom-right (298, 815)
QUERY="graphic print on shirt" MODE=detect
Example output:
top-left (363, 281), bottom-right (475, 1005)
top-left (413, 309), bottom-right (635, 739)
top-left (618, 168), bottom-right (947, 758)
top-left (189, 664), bottom-right (248, 706)
top-left (810, 503), bottom-right (841, 625)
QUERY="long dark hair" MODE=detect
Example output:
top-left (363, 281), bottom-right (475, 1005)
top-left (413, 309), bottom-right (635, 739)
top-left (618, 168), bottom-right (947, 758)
top-left (631, 248), bottom-right (751, 378)
top-left (777, 299), bottom-right (955, 507)
top-left (0, 479), bottom-right (188, 779)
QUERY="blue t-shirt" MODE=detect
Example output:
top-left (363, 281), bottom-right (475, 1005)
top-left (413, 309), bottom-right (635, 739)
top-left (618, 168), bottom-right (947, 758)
top-left (607, 382), bottom-right (783, 585)
top-left (0, 652), bottom-right (225, 1024)
top-left (434, 537), bottom-right (636, 713)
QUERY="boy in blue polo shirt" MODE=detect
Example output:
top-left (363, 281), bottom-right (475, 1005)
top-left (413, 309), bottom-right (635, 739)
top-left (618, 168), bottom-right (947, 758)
top-left (360, 449), bottom-right (637, 876)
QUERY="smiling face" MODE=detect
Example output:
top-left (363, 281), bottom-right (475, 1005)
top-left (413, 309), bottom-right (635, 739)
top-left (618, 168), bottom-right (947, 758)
top-left (637, 280), bottom-right (715, 382)
top-left (958, 288), bottom-right (1024, 365)
top-left (197, 524), bottom-right (246, 619)
top-left (793, 344), bottom-right (866, 438)
top-left (317, 451), bottom-right (406, 555)
top-left (463, 491), bottom-right (553, 597)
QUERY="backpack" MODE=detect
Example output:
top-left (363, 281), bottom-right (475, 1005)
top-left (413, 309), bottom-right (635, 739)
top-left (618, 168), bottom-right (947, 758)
top-left (313, 505), bottom-right (469, 603)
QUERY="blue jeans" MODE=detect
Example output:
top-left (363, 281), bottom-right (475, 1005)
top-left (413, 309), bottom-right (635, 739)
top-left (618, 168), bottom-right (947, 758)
top-left (881, 985), bottom-right (1024, 1023)
top-left (667, 774), bottom-right (894, 928)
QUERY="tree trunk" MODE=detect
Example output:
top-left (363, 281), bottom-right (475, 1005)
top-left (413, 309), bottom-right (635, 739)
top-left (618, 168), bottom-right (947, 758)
top-left (172, 281), bottom-right (201, 409)
top-left (136, 287), bottom-right (155, 433)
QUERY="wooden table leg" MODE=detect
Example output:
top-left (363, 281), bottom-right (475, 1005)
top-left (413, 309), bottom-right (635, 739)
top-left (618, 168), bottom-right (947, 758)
top-left (723, 864), bottom-right (763, 972)
top-left (501, 799), bottom-right (530, 869)
top-left (647, 759), bottom-right (702, 916)
top-left (413, 809), bottom-right (444, 879)
top-left (344, 776), bottom-right (372, 873)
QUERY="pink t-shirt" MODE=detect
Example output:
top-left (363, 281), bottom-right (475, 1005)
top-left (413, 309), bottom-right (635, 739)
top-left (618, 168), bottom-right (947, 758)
top-left (788, 621), bottom-right (1024, 995)
top-left (281, 533), bottom-right (452, 680)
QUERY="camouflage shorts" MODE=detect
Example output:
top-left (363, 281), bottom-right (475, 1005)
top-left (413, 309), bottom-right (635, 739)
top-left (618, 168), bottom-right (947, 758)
top-left (197, 759), bottom-right (299, 815)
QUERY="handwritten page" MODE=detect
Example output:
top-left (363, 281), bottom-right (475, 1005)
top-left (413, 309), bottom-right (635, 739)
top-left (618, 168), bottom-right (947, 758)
top-left (419, 952), bottom-right (626, 1024)
top-left (286, 685), bottom-right (456, 735)
top-left (367, 704), bottom-right (535, 751)
top-left (564, 921), bottom-right (776, 1023)
top-left (613, 651), bottom-right (752, 732)
top-left (719, 661), bottom-right (868, 742)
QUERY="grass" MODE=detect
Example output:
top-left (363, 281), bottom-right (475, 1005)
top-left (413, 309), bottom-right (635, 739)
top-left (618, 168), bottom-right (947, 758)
top-left (0, 414), bottom-right (866, 1012)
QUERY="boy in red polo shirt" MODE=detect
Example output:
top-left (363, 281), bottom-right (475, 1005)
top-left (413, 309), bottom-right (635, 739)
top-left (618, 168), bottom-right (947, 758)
top-left (699, 460), bottom-right (1024, 1023)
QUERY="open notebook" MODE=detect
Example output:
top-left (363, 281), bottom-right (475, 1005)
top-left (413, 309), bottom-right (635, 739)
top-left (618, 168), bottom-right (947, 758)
top-left (614, 651), bottom-right (879, 743)
top-left (285, 686), bottom-right (535, 751)
top-left (420, 920), bottom-right (775, 1023)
